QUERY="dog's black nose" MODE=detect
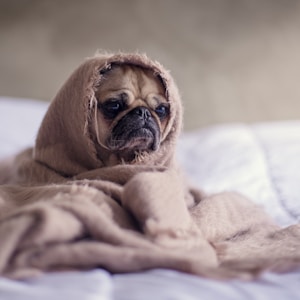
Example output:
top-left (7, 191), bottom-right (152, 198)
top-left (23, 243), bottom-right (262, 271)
top-left (133, 107), bottom-right (151, 120)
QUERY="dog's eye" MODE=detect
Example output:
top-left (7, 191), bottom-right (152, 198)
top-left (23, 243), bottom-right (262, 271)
top-left (155, 104), bottom-right (169, 119)
top-left (100, 100), bottom-right (124, 119)
top-left (105, 101), bottom-right (120, 111)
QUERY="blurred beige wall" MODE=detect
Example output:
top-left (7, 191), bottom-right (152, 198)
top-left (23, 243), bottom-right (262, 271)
top-left (1, 0), bottom-right (300, 130)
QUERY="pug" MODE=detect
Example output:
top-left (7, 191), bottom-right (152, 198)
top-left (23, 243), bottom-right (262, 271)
top-left (93, 64), bottom-right (171, 165)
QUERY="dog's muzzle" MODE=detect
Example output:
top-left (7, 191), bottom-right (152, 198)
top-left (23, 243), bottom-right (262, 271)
top-left (107, 107), bottom-right (161, 152)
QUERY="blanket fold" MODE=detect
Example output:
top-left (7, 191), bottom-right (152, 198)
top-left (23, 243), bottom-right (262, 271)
top-left (1, 52), bottom-right (300, 280)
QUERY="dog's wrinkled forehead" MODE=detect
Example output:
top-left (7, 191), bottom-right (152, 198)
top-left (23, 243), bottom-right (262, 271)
top-left (99, 63), bottom-right (166, 97)
top-left (100, 62), bottom-right (164, 81)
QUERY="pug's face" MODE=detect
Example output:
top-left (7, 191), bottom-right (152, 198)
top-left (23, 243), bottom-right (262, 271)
top-left (94, 64), bottom-right (170, 163)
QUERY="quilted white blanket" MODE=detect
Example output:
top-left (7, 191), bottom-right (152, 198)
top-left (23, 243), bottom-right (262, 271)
top-left (178, 122), bottom-right (300, 227)
top-left (0, 97), bottom-right (300, 300)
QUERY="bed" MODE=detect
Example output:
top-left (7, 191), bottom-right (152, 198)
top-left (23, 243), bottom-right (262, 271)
top-left (0, 97), bottom-right (299, 300)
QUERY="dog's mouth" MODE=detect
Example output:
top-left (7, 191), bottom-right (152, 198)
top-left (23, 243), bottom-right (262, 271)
top-left (108, 125), bottom-right (160, 152)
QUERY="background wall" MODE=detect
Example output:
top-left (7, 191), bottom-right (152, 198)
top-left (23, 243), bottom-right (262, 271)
top-left (1, 0), bottom-right (300, 130)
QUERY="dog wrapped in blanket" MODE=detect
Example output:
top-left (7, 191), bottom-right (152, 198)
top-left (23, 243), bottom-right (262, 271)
top-left (0, 53), bottom-right (300, 280)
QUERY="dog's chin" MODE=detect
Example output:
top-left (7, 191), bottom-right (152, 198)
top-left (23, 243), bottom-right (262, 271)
top-left (118, 128), bottom-right (155, 150)
top-left (107, 127), bottom-right (160, 161)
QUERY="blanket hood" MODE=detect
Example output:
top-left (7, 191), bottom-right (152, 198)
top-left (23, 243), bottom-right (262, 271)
top-left (33, 53), bottom-right (183, 177)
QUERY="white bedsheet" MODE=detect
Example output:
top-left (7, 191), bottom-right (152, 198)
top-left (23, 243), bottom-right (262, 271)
top-left (0, 97), bottom-right (300, 300)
